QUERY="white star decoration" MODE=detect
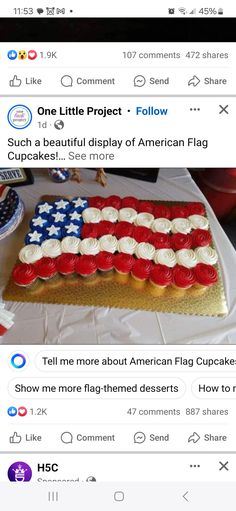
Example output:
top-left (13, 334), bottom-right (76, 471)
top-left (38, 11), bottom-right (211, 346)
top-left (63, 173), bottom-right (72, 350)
top-left (72, 198), bottom-right (87, 208)
top-left (69, 211), bottom-right (82, 222)
top-left (28, 231), bottom-right (42, 243)
top-left (38, 203), bottom-right (53, 214)
top-left (65, 223), bottom-right (80, 234)
top-left (32, 216), bottom-right (46, 227)
top-left (46, 225), bottom-right (61, 236)
top-left (55, 199), bottom-right (69, 210)
top-left (52, 212), bottom-right (66, 223)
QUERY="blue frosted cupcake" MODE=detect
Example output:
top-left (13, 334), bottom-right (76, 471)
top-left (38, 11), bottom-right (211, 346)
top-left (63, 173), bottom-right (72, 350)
top-left (53, 198), bottom-right (71, 213)
top-left (44, 224), bottom-right (62, 239)
top-left (62, 223), bottom-right (81, 237)
top-left (35, 201), bottom-right (54, 218)
top-left (25, 230), bottom-right (45, 245)
top-left (67, 210), bottom-right (83, 226)
top-left (30, 215), bottom-right (49, 231)
top-left (71, 197), bottom-right (88, 213)
top-left (50, 211), bottom-right (68, 227)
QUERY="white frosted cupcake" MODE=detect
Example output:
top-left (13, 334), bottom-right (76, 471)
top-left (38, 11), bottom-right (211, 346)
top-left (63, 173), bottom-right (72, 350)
top-left (101, 207), bottom-right (119, 223)
top-left (19, 244), bottom-right (43, 264)
top-left (152, 218), bottom-right (172, 234)
top-left (171, 218), bottom-right (192, 234)
top-left (118, 236), bottom-right (138, 255)
top-left (176, 249), bottom-right (198, 268)
top-left (154, 248), bottom-right (177, 267)
top-left (41, 239), bottom-right (62, 258)
top-left (195, 246), bottom-right (218, 265)
top-left (61, 236), bottom-right (80, 254)
top-left (189, 214), bottom-right (209, 230)
top-left (135, 242), bottom-right (155, 260)
top-left (79, 238), bottom-right (100, 255)
top-left (135, 212), bottom-right (154, 228)
top-left (82, 207), bottom-right (102, 223)
top-left (118, 207), bottom-right (137, 224)
top-left (99, 235), bottom-right (118, 253)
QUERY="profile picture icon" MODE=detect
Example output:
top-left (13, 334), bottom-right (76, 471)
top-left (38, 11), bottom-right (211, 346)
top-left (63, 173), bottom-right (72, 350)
top-left (7, 105), bottom-right (32, 129)
top-left (8, 462), bottom-right (32, 482)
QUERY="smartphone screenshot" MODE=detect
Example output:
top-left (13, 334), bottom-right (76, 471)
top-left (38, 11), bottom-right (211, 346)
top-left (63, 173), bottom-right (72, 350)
top-left (0, 2), bottom-right (236, 510)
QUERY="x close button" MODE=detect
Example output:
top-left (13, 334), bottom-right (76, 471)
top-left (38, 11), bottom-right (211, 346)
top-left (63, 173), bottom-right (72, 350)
top-left (219, 105), bottom-right (229, 114)
top-left (219, 461), bottom-right (229, 471)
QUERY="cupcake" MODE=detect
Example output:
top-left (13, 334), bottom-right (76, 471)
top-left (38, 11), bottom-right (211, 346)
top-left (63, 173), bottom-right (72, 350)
top-left (105, 195), bottom-right (122, 209)
top-left (53, 198), bottom-right (71, 213)
top-left (25, 230), bottom-right (44, 245)
top-left (30, 215), bottom-right (49, 230)
top-left (170, 205), bottom-right (189, 219)
top-left (61, 236), bottom-right (80, 254)
top-left (135, 242), bottom-right (155, 261)
top-left (99, 235), bottom-right (118, 254)
top-left (79, 238), bottom-right (100, 256)
top-left (135, 212), bottom-right (154, 228)
top-left (150, 264), bottom-right (173, 288)
top-left (82, 207), bottom-right (102, 224)
top-left (81, 223), bottom-right (99, 239)
top-left (96, 251), bottom-right (114, 272)
top-left (12, 263), bottom-right (37, 287)
top-left (118, 236), bottom-right (138, 255)
top-left (19, 244), bottom-right (43, 264)
top-left (191, 229), bottom-right (212, 248)
top-left (172, 265), bottom-right (196, 289)
top-left (154, 248), bottom-right (177, 268)
top-left (62, 223), bottom-right (81, 237)
top-left (152, 218), bottom-right (172, 234)
top-left (131, 259), bottom-right (153, 282)
top-left (194, 263), bottom-right (218, 288)
top-left (35, 201), bottom-right (54, 218)
top-left (67, 210), bottom-right (83, 226)
top-left (137, 201), bottom-right (154, 214)
top-left (187, 202), bottom-right (206, 216)
top-left (101, 207), bottom-right (119, 223)
top-left (188, 215), bottom-right (209, 230)
top-left (45, 225), bottom-right (62, 239)
top-left (34, 257), bottom-right (57, 280)
top-left (195, 246), bottom-right (218, 265)
top-left (41, 239), bottom-right (62, 258)
top-left (75, 255), bottom-right (97, 277)
top-left (50, 211), bottom-right (67, 227)
top-left (150, 232), bottom-right (171, 249)
top-left (171, 218), bottom-right (192, 234)
top-left (171, 233), bottom-right (192, 250)
top-left (88, 196), bottom-right (106, 209)
top-left (56, 253), bottom-right (77, 275)
top-left (153, 204), bottom-right (171, 219)
top-left (118, 207), bottom-right (137, 224)
top-left (114, 253), bottom-right (134, 275)
top-left (115, 221), bottom-right (134, 239)
top-left (133, 226), bottom-right (152, 243)
top-left (176, 249), bottom-right (198, 268)
top-left (97, 220), bottom-right (116, 237)
top-left (121, 196), bottom-right (139, 210)
top-left (71, 197), bottom-right (88, 212)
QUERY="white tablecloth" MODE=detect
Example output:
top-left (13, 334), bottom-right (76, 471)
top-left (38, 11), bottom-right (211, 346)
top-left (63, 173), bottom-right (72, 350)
top-left (1, 168), bottom-right (236, 345)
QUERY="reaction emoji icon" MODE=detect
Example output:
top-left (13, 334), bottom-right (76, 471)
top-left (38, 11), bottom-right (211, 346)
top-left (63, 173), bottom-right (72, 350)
top-left (18, 50), bottom-right (27, 60)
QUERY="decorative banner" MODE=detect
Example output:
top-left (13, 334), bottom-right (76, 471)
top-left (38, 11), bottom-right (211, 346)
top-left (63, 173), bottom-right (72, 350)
top-left (0, 168), bottom-right (34, 186)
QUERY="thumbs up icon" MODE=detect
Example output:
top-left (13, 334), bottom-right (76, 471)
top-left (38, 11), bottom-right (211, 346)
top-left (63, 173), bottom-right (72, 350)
top-left (9, 432), bottom-right (22, 444)
top-left (9, 75), bottom-right (22, 87)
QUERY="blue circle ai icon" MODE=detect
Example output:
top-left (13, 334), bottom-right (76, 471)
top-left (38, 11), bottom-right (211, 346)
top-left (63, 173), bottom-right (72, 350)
top-left (7, 105), bottom-right (32, 129)
top-left (10, 353), bottom-right (27, 369)
top-left (8, 406), bottom-right (18, 417)
top-left (8, 50), bottom-right (17, 60)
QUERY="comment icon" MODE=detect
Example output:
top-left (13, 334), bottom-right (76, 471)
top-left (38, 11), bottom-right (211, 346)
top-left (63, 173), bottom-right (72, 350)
top-left (61, 431), bottom-right (73, 444)
top-left (61, 75), bottom-right (73, 87)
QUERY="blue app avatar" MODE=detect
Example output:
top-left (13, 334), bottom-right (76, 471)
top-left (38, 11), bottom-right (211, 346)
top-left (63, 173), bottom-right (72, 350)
top-left (8, 407), bottom-right (17, 417)
top-left (8, 50), bottom-right (17, 60)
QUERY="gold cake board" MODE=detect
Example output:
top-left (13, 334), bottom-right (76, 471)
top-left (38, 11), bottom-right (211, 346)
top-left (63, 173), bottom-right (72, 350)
top-left (3, 197), bottom-right (228, 317)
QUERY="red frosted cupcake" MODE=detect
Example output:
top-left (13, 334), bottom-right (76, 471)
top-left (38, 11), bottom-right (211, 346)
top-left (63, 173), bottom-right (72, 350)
top-left (171, 233), bottom-right (192, 250)
top-left (150, 264), bottom-right (173, 288)
top-left (187, 202), bottom-right (206, 216)
top-left (34, 257), bottom-right (57, 280)
top-left (150, 232), bottom-right (171, 249)
top-left (75, 255), bottom-right (97, 277)
top-left (81, 223), bottom-right (99, 239)
top-left (131, 258), bottom-right (153, 281)
top-left (191, 229), bottom-right (212, 248)
top-left (153, 204), bottom-right (171, 219)
top-left (133, 225), bottom-right (152, 243)
top-left (121, 196), bottom-right (139, 210)
top-left (105, 195), bottom-right (122, 209)
top-left (172, 265), bottom-right (196, 289)
top-left (88, 196), bottom-right (106, 209)
top-left (96, 251), bottom-right (114, 272)
top-left (138, 201), bottom-right (154, 214)
top-left (170, 205), bottom-right (189, 219)
top-left (114, 253), bottom-right (134, 275)
top-left (115, 221), bottom-right (134, 239)
top-left (56, 253), bottom-right (77, 275)
top-left (194, 263), bottom-right (218, 288)
top-left (97, 220), bottom-right (116, 237)
top-left (12, 263), bottom-right (37, 287)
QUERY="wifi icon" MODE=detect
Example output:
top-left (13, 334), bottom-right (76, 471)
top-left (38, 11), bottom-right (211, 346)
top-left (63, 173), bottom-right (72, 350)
top-left (179, 7), bottom-right (187, 14)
